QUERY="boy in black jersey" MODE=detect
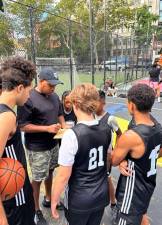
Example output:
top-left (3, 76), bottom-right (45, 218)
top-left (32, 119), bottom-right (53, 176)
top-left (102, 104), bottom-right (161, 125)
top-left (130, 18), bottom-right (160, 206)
top-left (0, 57), bottom-right (36, 225)
top-left (51, 83), bottom-right (112, 225)
top-left (112, 84), bottom-right (162, 225)
top-left (96, 90), bottom-right (122, 212)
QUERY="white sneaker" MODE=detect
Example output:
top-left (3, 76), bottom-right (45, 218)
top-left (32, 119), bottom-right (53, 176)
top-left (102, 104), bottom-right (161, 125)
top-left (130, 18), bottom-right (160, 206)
top-left (158, 97), bottom-right (161, 103)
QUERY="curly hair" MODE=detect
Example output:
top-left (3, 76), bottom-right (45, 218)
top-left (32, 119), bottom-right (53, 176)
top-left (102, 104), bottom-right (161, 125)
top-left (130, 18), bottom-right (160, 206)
top-left (70, 83), bottom-right (99, 114)
top-left (128, 84), bottom-right (155, 112)
top-left (0, 57), bottom-right (36, 90)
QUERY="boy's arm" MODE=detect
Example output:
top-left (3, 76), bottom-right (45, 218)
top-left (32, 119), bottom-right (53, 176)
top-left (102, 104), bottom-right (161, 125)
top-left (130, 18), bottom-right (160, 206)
top-left (0, 200), bottom-right (8, 225)
top-left (159, 148), bottom-right (162, 158)
top-left (51, 129), bottom-right (77, 219)
top-left (51, 166), bottom-right (72, 219)
top-left (111, 130), bottom-right (134, 166)
top-left (0, 112), bottom-right (16, 225)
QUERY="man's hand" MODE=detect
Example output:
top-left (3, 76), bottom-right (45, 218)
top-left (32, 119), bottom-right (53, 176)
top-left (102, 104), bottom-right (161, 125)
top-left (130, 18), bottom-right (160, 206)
top-left (119, 160), bottom-right (132, 176)
top-left (47, 124), bottom-right (61, 134)
top-left (51, 202), bottom-right (59, 220)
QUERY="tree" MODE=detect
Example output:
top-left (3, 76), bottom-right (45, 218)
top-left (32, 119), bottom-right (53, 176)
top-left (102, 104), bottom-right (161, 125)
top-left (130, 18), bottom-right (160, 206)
top-left (134, 5), bottom-right (159, 47)
top-left (0, 14), bottom-right (14, 57)
top-left (5, 0), bottom-right (53, 58)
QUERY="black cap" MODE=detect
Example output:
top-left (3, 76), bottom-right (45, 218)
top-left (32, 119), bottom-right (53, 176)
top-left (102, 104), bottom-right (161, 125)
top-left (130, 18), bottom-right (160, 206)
top-left (39, 67), bottom-right (63, 85)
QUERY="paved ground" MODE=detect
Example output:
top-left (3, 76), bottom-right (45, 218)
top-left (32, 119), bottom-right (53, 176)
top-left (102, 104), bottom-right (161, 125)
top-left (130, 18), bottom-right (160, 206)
top-left (41, 95), bottom-right (162, 225)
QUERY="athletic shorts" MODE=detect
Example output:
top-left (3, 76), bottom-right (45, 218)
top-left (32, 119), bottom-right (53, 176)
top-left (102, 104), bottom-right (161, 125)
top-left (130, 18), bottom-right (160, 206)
top-left (113, 208), bottom-right (143, 225)
top-left (27, 144), bottom-right (59, 181)
top-left (4, 200), bottom-right (35, 225)
top-left (64, 207), bottom-right (105, 225)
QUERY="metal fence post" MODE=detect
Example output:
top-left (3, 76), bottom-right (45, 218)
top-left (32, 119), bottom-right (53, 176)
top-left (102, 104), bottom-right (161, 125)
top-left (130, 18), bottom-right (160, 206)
top-left (89, 0), bottom-right (95, 84)
top-left (124, 38), bottom-right (128, 83)
top-left (103, 0), bottom-right (106, 84)
top-left (29, 6), bottom-right (37, 84)
top-left (68, 19), bottom-right (73, 90)
top-left (115, 34), bottom-right (118, 84)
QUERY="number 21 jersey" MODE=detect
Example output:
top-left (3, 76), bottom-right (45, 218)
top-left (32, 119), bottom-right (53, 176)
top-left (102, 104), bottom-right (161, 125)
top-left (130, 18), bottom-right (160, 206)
top-left (66, 122), bottom-right (112, 213)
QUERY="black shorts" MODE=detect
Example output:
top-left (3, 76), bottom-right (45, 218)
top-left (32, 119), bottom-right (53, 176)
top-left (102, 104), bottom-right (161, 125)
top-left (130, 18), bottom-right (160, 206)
top-left (64, 207), bottom-right (104, 225)
top-left (113, 209), bottom-right (143, 225)
top-left (4, 200), bottom-right (35, 225)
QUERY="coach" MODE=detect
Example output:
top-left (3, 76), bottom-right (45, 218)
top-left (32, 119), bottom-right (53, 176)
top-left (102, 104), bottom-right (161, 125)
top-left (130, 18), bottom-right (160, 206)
top-left (17, 67), bottom-right (65, 225)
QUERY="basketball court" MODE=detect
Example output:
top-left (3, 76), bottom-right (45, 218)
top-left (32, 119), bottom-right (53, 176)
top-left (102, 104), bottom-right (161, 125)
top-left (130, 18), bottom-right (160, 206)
top-left (41, 96), bottom-right (162, 225)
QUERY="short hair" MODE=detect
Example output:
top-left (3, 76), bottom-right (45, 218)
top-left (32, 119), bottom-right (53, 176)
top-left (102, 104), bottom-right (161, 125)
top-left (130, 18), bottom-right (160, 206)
top-left (127, 84), bottom-right (155, 112)
top-left (62, 90), bottom-right (71, 102)
top-left (0, 57), bottom-right (36, 91)
top-left (98, 90), bottom-right (105, 99)
top-left (70, 83), bottom-right (99, 114)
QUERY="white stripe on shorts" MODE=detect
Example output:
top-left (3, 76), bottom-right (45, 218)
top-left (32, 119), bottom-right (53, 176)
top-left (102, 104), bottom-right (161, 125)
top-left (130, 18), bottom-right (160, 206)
top-left (121, 160), bottom-right (135, 214)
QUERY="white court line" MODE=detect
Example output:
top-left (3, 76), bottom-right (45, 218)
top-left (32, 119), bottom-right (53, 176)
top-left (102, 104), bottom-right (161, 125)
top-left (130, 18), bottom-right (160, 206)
top-left (106, 101), bottom-right (162, 111)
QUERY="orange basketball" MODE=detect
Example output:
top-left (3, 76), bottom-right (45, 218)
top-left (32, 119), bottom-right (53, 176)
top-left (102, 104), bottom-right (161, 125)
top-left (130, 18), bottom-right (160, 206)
top-left (0, 158), bottom-right (25, 201)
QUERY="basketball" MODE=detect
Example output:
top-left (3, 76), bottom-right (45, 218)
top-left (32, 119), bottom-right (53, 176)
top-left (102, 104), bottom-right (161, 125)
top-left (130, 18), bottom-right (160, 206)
top-left (0, 158), bottom-right (25, 201)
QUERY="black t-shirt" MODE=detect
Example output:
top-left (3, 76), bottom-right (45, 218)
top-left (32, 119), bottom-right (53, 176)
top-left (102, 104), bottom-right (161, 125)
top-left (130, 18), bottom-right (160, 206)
top-left (17, 89), bottom-right (63, 151)
top-left (62, 104), bottom-right (77, 124)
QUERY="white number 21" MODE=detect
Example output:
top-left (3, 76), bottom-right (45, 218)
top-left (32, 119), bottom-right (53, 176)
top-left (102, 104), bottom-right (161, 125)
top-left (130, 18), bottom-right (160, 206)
top-left (147, 145), bottom-right (160, 177)
top-left (88, 146), bottom-right (104, 171)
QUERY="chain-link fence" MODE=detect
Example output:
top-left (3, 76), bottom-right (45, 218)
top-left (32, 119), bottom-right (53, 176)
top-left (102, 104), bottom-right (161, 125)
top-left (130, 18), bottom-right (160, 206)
top-left (0, 1), bottom-right (152, 95)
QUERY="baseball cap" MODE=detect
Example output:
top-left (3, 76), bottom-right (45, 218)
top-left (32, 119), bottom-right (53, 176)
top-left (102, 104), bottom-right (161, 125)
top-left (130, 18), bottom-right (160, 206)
top-left (39, 67), bottom-right (63, 85)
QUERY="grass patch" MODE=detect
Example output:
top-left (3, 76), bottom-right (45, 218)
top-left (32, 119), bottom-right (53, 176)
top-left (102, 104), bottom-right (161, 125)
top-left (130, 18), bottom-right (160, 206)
top-left (55, 70), bottom-right (143, 96)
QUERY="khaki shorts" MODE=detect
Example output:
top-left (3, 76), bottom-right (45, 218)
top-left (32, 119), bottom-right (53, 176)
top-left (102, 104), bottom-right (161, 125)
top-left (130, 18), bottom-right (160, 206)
top-left (27, 145), bottom-right (59, 182)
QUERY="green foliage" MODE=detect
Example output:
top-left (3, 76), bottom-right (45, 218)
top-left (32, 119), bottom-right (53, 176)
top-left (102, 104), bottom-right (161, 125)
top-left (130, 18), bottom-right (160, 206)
top-left (105, 0), bottom-right (134, 31)
top-left (1, 0), bottom-right (159, 61)
top-left (134, 5), bottom-right (159, 46)
top-left (0, 14), bottom-right (14, 56)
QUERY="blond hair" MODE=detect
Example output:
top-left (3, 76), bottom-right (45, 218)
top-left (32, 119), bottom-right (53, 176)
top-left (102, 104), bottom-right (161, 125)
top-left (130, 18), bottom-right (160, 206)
top-left (70, 83), bottom-right (99, 114)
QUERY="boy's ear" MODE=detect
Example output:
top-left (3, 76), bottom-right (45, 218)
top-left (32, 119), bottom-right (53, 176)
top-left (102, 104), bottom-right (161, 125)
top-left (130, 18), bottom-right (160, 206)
top-left (16, 84), bottom-right (24, 93)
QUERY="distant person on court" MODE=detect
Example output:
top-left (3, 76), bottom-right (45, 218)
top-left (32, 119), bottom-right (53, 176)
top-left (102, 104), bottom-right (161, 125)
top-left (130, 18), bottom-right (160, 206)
top-left (17, 67), bottom-right (66, 225)
top-left (95, 90), bottom-right (122, 214)
top-left (107, 82), bottom-right (118, 97)
top-left (51, 83), bottom-right (112, 225)
top-left (62, 90), bottom-right (77, 126)
top-left (112, 84), bottom-right (162, 225)
top-left (0, 57), bottom-right (36, 225)
top-left (149, 63), bottom-right (161, 102)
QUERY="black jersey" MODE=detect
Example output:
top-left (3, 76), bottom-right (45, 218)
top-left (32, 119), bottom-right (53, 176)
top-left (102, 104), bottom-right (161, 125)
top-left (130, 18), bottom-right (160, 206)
top-left (128, 114), bottom-right (159, 129)
top-left (62, 106), bottom-right (77, 124)
top-left (99, 112), bottom-right (110, 126)
top-left (65, 122), bottom-right (112, 213)
top-left (0, 104), bottom-right (33, 207)
top-left (116, 122), bottom-right (162, 215)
